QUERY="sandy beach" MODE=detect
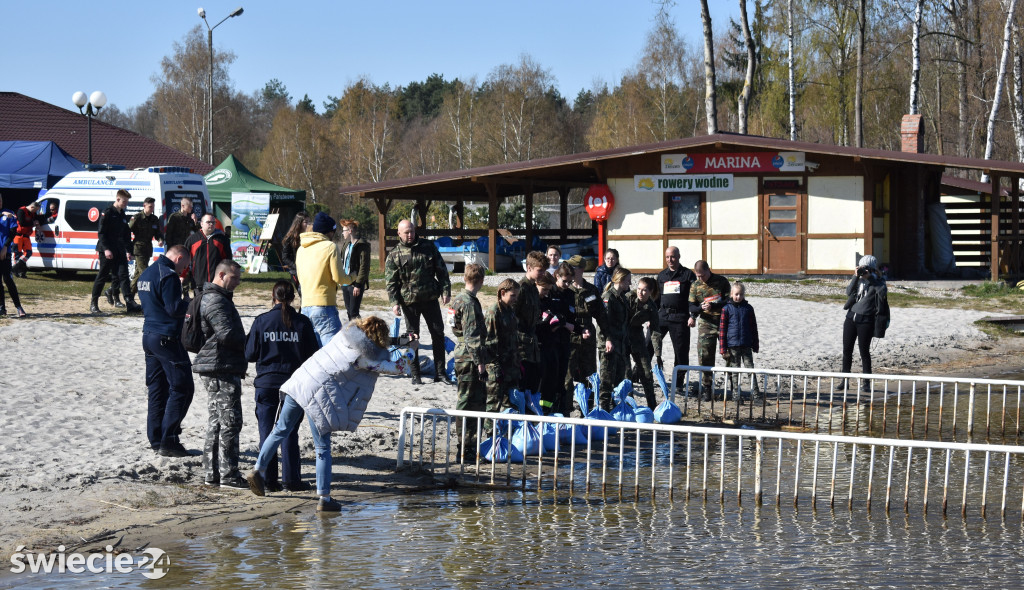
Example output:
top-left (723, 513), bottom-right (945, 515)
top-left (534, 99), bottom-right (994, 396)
top-left (0, 278), bottom-right (1019, 562)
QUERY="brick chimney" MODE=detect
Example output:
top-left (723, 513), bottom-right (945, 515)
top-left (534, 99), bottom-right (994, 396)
top-left (901, 114), bottom-right (924, 153)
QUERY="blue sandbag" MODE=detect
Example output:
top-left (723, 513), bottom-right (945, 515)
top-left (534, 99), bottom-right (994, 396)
top-left (612, 380), bottom-right (636, 423)
top-left (541, 413), bottom-right (562, 453)
top-left (480, 435), bottom-right (524, 464)
top-left (511, 421), bottom-right (542, 456)
top-left (654, 399), bottom-right (682, 424)
top-left (573, 383), bottom-right (591, 416)
top-left (628, 397), bottom-right (655, 423)
top-left (508, 389), bottom-right (527, 414)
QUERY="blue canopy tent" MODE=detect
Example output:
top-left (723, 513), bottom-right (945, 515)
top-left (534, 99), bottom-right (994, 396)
top-left (0, 141), bottom-right (84, 189)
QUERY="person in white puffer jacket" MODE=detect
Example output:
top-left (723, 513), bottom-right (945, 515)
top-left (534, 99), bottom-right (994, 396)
top-left (246, 315), bottom-right (415, 512)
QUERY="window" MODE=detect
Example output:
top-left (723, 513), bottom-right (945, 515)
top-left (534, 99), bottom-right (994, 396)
top-left (64, 199), bottom-right (110, 231)
top-left (667, 192), bottom-right (702, 231)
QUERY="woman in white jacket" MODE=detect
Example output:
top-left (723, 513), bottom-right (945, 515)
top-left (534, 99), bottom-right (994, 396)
top-left (246, 315), bottom-right (413, 512)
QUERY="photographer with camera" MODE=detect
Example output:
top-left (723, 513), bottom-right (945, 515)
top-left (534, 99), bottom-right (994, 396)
top-left (841, 255), bottom-right (890, 391)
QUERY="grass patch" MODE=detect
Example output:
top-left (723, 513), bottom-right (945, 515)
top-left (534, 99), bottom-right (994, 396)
top-left (963, 281), bottom-right (1018, 297)
top-left (974, 318), bottom-right (1024, 339)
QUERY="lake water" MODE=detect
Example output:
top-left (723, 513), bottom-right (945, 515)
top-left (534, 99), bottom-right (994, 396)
top-left (4, 488), bottom-right (1023, 589)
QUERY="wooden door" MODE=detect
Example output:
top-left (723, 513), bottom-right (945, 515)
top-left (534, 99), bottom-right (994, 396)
top-left (763, 192), bottom-right (801, 273)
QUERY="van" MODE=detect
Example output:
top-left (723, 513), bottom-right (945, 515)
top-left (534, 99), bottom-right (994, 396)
top-left (26, 166), bottom-right (212, 276)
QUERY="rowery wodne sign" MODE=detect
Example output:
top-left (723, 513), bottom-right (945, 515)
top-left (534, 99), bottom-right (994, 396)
top-left (661, 151), bottom-right (805, 174)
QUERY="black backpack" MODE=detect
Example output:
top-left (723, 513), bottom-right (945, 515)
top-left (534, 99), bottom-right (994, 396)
top-left (181, 295), bottom-right (206, 353)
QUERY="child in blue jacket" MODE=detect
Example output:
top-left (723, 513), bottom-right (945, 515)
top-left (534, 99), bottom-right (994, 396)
top-left (718, 282), bottom-right (760, 401)
top-left (245, 280), bottom-right (318, 492)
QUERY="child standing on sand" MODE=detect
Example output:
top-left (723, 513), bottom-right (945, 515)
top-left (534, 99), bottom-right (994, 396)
top-left (718, 282), bottom-right (761, 402)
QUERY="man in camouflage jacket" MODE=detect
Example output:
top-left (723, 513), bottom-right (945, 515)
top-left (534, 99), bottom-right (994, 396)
top-left (385, 219), bottom-right (452, 384)
top-left (563, 255), bottom-right (606, 394)
top-left (687, 260), bottom-right (731, 400)
top-left (450, 264), bottom-right (489, 457)
top-left (129, 196), bottom-right (163, 297)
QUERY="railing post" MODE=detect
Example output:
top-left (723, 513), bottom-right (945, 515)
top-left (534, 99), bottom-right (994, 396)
top-left (754, 436), bottom-right (763, 506)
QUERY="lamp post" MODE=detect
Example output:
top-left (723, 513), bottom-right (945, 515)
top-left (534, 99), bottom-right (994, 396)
top-left (72, 91), bottom-right (106, 166)
top-left (198, 6), bottom-right (244, 165)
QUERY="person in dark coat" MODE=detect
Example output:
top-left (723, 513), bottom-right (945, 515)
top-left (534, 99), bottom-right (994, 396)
top-left (279, 211), bottom-right (310, 296)
top-left (340, 219), bottom-right (371, 320)
top-left (245, 280), bottom-right (318, 492)
top-left (841, 255), bottom-right (890, 391)
top-left (592, 248), bottom-right (619, 296)
top-left (0, 193), bottom-right (26, 317)
top-left (719, 282), bottom-right (761, 401)
top-left (89, 190), bottom-right (141, 314)
top-left (184, 213), bottom-right (231, 295)
top-left (193, 259), bottom-right (248, 489)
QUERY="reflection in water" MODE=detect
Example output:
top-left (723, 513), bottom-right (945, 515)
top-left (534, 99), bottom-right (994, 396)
top-left (4, 491), bottom-right (1023, 589)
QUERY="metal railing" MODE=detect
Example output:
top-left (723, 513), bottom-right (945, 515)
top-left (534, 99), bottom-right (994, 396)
top-left (668, 366), bottom-right (1024, 444)
top-left (397, 407), bottom-right (1024, 519)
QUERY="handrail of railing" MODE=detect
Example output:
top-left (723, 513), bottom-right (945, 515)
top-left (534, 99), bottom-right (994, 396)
top-left (669, 365), bottom-right (1024, 389)
top-left (397, 407), bottom-right (1024, 519)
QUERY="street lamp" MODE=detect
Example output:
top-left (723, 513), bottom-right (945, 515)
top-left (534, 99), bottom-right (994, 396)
top-left (72, 90), bottom-right (107, 166)
top-left (198, 6), bottom-right (244, 165)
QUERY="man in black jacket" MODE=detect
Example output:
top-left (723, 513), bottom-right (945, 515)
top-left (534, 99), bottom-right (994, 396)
top-left (654, 246), bottom-right (696, 373)
top-left (184, 213), bottom-right (231, 296)
top-left (194, 259), bottom-right (248, 489)
top-left (90, 190), bottom-right (141, 314)
top-left (340, 219), bottom-right (371, 320)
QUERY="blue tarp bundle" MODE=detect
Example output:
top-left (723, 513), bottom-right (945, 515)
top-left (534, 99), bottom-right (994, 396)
top-left (0, 141), bottom-right (84, 189)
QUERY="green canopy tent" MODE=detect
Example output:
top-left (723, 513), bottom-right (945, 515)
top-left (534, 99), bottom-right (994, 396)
top-left (204, 155), bottom-right (306, 270)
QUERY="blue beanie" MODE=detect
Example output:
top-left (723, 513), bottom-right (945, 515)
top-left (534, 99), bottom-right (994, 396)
top-left (313, 212), bottom-right (336, 235)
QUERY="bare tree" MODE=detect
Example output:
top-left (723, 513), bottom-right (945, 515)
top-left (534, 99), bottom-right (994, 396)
top-left (983, 0), bottom-right (1018, 164)
top-left (855, 0), bottom-right (866, 146)
top-left (788, 0), bottom-right (798, 140)
top-left (700, 0), bottom-right (719, 134)
top-left (738, 0), bottom-right (757, 134)
top-left (909, 0), bottom-right (924, 115)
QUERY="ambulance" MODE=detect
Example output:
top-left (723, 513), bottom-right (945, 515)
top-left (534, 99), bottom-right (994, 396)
top-left (27, 166), bottom-right (213, 275)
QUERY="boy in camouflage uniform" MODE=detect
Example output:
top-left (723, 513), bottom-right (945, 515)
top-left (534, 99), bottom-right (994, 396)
top-left (564, 255), bottom-right (606, 394)
top-left (626, 276), bottom-right (660, 408)
top-left (450, 264), bottom-right (489, 458)
top-left (129, 196), bottom-right (163, 297)
top-left (514, 251), bottom-right (546, 394)
top-left (484, 278), bottom-right (521, 421)
top-left (687, 260), bottom-right (731, 400)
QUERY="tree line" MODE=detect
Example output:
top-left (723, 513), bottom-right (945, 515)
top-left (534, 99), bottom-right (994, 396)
top-left (101, 0), bottom-right (1024, 236)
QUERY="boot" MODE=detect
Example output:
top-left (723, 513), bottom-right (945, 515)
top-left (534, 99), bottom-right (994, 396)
top-left (89, 298), bottom-right (102, 315)
top-left (410, 356), bottom-right (422, 385)
top-left (126, 299), bottom-right (143, 314)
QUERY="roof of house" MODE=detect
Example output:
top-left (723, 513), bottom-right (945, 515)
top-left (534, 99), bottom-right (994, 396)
top-left (0, 92), bottom-right (212, 174)
top-left (340, 132), bottom-right (1024, 201)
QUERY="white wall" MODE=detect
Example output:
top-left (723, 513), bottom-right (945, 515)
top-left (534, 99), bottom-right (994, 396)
top-left (707, 239), bottom-right (758, 270)
top-left (607, 238), bottom-right (663, 270)
top-left (807, 238), bottom-right (864, 270)
top-left (607, 178), bottom-right (663, 236)
top-left (707, 176), bottom-right (758, 235)
top-left (669, 238), bottom-right (704, 268)
top-left (808, 176), bottom-right (864, 234)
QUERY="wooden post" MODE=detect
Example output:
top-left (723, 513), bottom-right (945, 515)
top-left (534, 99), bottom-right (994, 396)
top-left (559, 187), bottom-right (569, 242)
top-left (486, 183), bottom-right (499, 272)
top-left (375, 197), bottom-right (390, 270)
top-left (1011, 177), bottom-right (1020, 276)
top-left (991, 174), bottom-right (1001, 281)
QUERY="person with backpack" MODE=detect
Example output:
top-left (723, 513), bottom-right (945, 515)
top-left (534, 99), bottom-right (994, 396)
top-left (0, 193), bottom-right (26, 317)
top-left (193, 259), bottom-right (248, 489)
top-left (137, 244), bottom-right (194, 457)
top-left (244, 281), bottom-right (318, 492)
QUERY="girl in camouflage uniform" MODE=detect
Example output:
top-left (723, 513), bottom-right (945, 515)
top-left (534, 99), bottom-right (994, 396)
top-left (597, 268), bottom-right (631, 412)
top-left (626, 277), bottom-right (660, 408)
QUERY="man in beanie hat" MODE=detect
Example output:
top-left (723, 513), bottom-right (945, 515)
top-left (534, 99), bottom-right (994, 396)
top-left (297, 212), bottom-right (348, 346)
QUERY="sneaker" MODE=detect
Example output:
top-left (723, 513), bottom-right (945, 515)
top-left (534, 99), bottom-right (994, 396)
top-left (283, 480), bottom-right (312, 492)
top-left (266, 481), bottom-right (283, 493)
top-left (220, 477), bottom-right (248, 490)
top-left (158, 442), bottom-right (191, 458)
top-left (317, 497), bottom-right (342, 512)
top-left (16, 307), bottom-right (27, 318)
top-left (246, 470), bottom-right (266, 496)
top-left (204, 476), bottom-right (219, 486)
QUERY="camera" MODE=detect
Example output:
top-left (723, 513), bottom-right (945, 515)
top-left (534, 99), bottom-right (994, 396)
top-left (856, 266), bottom-right (869, 277)
top-left (390, 333), bottom-right (414, 347)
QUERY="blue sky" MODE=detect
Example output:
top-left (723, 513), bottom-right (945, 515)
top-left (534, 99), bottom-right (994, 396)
top-left (7, 1), bottom-right (738, 113)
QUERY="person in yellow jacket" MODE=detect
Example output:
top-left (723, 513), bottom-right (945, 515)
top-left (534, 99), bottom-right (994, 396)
top-left (296, 212), bottom-right (349, 346)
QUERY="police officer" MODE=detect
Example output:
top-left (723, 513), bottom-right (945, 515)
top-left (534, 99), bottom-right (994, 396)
top-left (384, 219), bottom-right (452, 385)
top-left (90, 189), bottom-right (141, 314)
top-left (450, 263), bottom-right (489, 458)
top-left (563, 255), bottom-right (606, 396)
top-left (687, 260), bottom-right (731, 400)
top-left (654, 246), bottom-right (696, 373)
top-left (138, 244), bottom-right (194, 457)
top-left (128, 196), bottom-right (164, 298)
top-left (627, 277), bottom-right (661, 408)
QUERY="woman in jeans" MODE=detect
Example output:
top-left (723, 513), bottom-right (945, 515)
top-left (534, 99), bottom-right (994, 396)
top-left (246, 315), bottom-right (414, 512)
top-left (841, 255), bottom-right (890, 391)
